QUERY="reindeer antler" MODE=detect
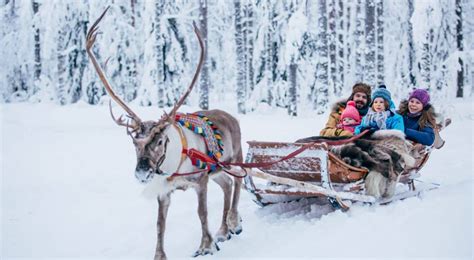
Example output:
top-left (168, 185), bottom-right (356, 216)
top-left (86, 6), bottom-right (142, 130)
top-left (158, 22), bottom-right (205, 124)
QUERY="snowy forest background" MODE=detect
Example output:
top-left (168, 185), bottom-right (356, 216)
top-left (1, 0), bottom-right (472, 116)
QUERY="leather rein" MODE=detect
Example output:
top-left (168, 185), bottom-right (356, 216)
top-left (164, 124), bottom-right (369, 179)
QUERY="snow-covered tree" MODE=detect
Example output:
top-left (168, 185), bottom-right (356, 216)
top-left (1, 0), bottom-right (470, 114)
top-left (375, 0), bottom-right (384, 86)
top-left (244, 1), bottom-right (255, 109)
top-left (312, 0), bottom-right (329, 114)
top-left (55, 1), bottom-right (89, 105)
top-left (456, 0), bottom-right (464, 97)
top-left (365, 0), bottom-right (376, 86)
top-left (32, 0), bottom-right (41, 87)
top-left (336, 0), bottom-right (345, 92)
top-left (199, 0), bottom-right (209, 109)
top-left (328, 0), bottom-right (337, 94)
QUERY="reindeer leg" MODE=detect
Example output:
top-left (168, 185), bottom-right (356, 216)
top-left (228, 173), bottom-right (242, 235)
top-left (154, 193), bottom-right (171, 260)
top-left (212, 174), bottom-right (232, 242)
top-left (192, 177), bottom-right (219, 257)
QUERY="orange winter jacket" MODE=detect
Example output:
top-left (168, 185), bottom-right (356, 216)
top-left (319, 100), bottom-right (353, 137)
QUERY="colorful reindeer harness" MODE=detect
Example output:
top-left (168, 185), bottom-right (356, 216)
top-left (174, 113), bottom-right (224, 173)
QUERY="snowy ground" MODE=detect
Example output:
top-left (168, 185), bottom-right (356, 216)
top-left (2, 100), bottom-right (473, 259)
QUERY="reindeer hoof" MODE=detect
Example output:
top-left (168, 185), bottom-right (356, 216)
top-left (228, 215), bottom-right (243, 235)
top-left (215, 232), bottom-right (232, 243)
top-left (230, 226), bottom-right (242, 235)
top-left (192, 243), bottom-right (219, 257)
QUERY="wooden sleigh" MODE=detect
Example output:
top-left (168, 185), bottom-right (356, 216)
top-left (243, 120), bottom-right (450, 209)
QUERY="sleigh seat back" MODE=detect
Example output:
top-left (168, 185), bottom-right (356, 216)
top-left (245, 141), bottom-right (369, 183)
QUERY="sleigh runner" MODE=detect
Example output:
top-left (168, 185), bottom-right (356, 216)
top-left (243, 121), bottom-right (450, 208)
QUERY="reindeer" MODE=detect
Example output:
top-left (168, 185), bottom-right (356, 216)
top-left (86, 8), bottom-right (243, 260)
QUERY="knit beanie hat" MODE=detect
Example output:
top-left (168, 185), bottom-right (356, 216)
top-left (341, 101), bottom-right (361, 123)
top-left (371, 85), bottom-right (392, 104)
top-left (409, 89), bottom-right (430, 107)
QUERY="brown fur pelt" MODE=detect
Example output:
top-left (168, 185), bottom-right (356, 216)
top-left (330, 130), bottom-right (420, 198)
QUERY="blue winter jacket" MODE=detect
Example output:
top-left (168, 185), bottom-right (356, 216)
top-left (402, 115), bottom-right (435, 146)
top-left (354, 110), bottom-right (405, 135)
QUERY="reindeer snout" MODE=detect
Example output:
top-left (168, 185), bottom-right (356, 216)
top-left (136, 158), bottom-right (151, 171)
top-left (135, 158), bottom-right (155, 183)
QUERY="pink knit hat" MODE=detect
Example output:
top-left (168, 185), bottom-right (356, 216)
top-left (341, 101), bottom-right (361, 123)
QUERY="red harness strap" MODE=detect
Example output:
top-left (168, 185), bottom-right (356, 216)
top-left (183, 148), bottom-right (218, 170)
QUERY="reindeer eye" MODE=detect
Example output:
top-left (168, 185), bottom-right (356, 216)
top-left (158, 139), bottom-right (163, 145)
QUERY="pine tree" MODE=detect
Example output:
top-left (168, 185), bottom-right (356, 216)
top-left (2, 1), bottom-right (32, 102)
top-left (32, 0), bottom-right (41, 92)
top-left (244, 1), bottom-right (255, 110)
top-left (234, 0), bottom-right (246, 114)
top-left (354, 0), bottom-right (364, 82)
top-left (365, 0), bottom-right (376, 86)
top-left (154, 0), bottom-right (165, 107)
top-left (456, 0), bottom-right (464, 97)
top-left (420, 26), bottom-right (434, 88)
top-left (345, 0), bottom-right (353, 87)
top-left (375, 0), bottom-right (384, 86)
top-left (56, 2), bottom-right (72, 105)
top-left (55, 1), bottom-right (88, 105)
top-left (199, 0), bottom-right (209, 110)
top-left (407, 0), bottom-right (416, 88)
top-left (253, 0), bottom-right (273, 106)
top-left (267, 0), bottom-right (278, 106)
top-left (164, 2), bottom-right (191, 108)
top-left (336, 0), bottom-right (344, 93)
top-left (288, 57), bottom-right (297, 116)
top-left (328, 0), bottom-right (337, 94)
top-left (313, 0), bottom-right (329, 114)
top-left (112, 1), bottom-right (139, 103)
top-left (433, 4), bottom-right (454, 94)
top-left (285, 1), bottom-right (305, 116)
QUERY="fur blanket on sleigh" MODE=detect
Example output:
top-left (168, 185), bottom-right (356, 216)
top-left (297, 130), bottom-right (423, 199)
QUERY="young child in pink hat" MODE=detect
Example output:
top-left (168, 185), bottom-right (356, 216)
top-left (337, 101), bottom-right (361, 134)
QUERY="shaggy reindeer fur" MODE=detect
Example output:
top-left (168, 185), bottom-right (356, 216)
top-left (330, 130), bottom-right (420, 198)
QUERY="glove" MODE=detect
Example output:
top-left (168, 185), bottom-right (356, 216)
top-left (368, 120), bottom-right (378, 129)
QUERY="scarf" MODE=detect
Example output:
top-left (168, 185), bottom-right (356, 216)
top-left (365, 109), bottom-right (391, 130)
top-left (407, 111), bottom-right (422, 118)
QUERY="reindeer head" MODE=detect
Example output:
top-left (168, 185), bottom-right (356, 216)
top-left (129, 121), bottom-right (170, 182)
top-left (86, 7), bottom-right (204, 184)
